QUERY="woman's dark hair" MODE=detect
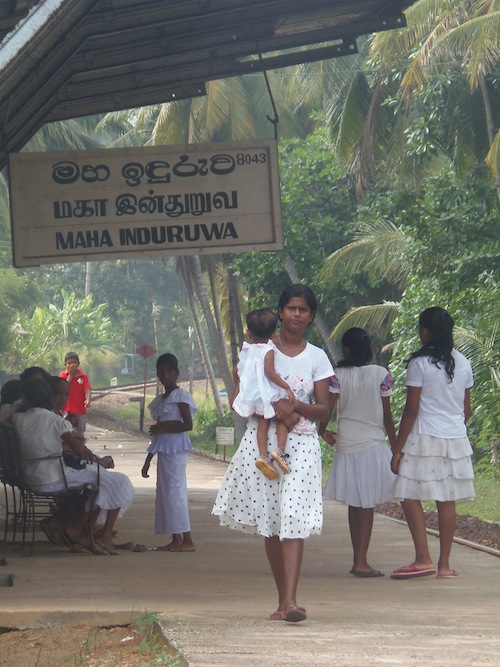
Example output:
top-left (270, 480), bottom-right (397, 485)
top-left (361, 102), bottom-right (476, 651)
top-left (246, 308), bottom-right (278, 339)
top-left (0, 379), bottom-right (22, 405)
top-left (156, 353), bottom-right (179, 372)
top-left (48, 376), bottom-right (67, 396)
top-left (19, 366), bottom-right (51, 383)
top-left (337, 328), bottom-right (373, 367)
top-left (20, 378), bottom-right (53, 411)
top-left (277, 284), bottom-right (317, 324)
top-left (407, 307), bottom-right (455, 381)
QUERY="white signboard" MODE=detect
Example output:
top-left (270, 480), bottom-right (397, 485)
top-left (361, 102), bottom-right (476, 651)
top-left (215, 426), bottom-right (235, 447)
top-left (9, 140), bottom-right (282, 267)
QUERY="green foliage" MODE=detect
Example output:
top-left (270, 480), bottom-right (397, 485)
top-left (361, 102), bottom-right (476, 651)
top-left (0, 268), bottom-right (39, 359)
top-left (132, 610), bottom-right (185, 666)
top-left (191, 401), bottom-right (232, 455)
top-left (5, 290), bottom-right (118, 373)
top-left (233, 126), bottom-right (387, 331)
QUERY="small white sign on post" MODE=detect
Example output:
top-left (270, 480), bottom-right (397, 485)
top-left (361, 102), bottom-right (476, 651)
top-left (216, 426), bottom-right (235, 461)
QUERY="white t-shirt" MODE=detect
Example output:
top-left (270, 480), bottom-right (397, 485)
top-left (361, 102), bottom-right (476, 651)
top-left (329, 364), bottom-right (393, 453)
top-left (274, 341), bottom-right (334, 435)
top-left (13, 407), bottom-right (72, 485)
top-left (405, 349), bottom-right (473, 438)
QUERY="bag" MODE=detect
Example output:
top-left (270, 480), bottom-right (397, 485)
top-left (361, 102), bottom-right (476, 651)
top-left (63, 450), bottom-right (86, 470)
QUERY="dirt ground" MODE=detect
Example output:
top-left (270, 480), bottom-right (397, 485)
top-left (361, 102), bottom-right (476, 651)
top-left (0, 621), bottom-right (180, 667)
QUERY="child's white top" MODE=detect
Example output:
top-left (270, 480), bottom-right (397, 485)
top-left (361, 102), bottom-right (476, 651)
top-left (232, 340), bottom-right (288, 420)
top-left (329, 365), bottom-right (393, 453)
top-left (148, 387), bottom-right (197, 455)
top-left (405, 348), bottom-right (473, 438)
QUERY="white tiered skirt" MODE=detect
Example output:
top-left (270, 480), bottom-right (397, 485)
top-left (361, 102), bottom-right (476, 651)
top-left (393, 431), bottom-right (475, 502)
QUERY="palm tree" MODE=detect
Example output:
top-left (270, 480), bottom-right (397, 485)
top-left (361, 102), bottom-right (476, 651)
top-left (330, 0), bottom-right (500, 199)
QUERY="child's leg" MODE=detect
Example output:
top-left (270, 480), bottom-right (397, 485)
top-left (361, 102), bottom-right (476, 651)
top-left (270, 421), bottom-right (291, 473)
top-left (348, 506), bottom-right (383, 576)
top-left (255, 416), bottom-right (279, 479)
top-left (276, 420), bottom-right (289, 455)
top-left (256, 415), bottom-right (270, 458)
top-left (436, 500), bottom-right (456, 576)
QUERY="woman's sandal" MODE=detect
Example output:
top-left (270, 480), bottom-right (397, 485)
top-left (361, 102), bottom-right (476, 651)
top-left (285, 605), bottom-right (307, 623)
top-left (269, 610), bottom-right (287, 621)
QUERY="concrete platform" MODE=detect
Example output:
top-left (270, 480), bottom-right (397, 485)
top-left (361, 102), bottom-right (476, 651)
top-left (1, 424), bottom-right (499, 666)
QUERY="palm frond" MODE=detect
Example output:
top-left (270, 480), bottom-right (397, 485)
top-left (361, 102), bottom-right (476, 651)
top-left (335, 71), bottom-right (372, 162)
top-left (454, 325), bottom-right (500, 386)
top-left (330, 302), bottom-right (400, 341)
top-left (323, 219), bottom-right (409, 287)
top-left (486, 128), bottom-right (500, 179)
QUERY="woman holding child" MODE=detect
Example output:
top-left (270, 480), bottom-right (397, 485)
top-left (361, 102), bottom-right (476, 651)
top-left (213, 285), bottom-right (333, 623)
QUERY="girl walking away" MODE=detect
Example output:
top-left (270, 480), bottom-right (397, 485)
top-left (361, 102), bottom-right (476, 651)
top-left (320, 328), bottom-right (396, 578)
top-left (213, 285), bottom-right (333, 623)
top-left (390, 307), bottom-right (475, 580)
top-left (141, 353), bottom-right (197, 552)
top-left (232, 307), bottom-right (295, 480)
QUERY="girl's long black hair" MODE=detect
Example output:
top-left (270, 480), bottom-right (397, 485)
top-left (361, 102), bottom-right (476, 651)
top-left (337, 327), bottom-right (373, 367)
top-left (407, 307), bottom-right (455, 381)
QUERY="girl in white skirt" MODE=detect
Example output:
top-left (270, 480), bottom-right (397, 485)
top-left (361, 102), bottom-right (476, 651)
top-left (391, 307), bottom-right (475, 580)
top-left (321, 328), bottom-right (396, 578)
top-left (142, 353), bottom-right (197, 552)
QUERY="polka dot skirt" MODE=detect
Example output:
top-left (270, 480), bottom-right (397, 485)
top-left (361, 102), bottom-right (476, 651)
top-left (212, 418), bottom-right (323, 539)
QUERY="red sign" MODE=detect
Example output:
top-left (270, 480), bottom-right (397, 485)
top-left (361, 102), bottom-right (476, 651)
top-left (136, 343), bottom-right (156, 359)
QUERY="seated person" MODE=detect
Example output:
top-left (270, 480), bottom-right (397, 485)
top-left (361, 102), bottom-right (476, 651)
top-left (13, 379), bottom-right (135, 555)
top-left (48, 376), bottom-right (114, 470)
top-left (0, 379), bottom-right (22, 422)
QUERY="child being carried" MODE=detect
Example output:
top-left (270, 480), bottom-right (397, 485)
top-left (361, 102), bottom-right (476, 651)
top-left (232, 307), bottom-right (295, 479)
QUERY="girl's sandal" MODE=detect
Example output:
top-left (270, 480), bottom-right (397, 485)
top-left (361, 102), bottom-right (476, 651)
top-left (270, 449), bottom-right (290, 474)
top-left (255, 456), bottom-right (279, 479)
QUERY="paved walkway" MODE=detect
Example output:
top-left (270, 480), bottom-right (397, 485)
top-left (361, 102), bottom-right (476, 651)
top-left (1, 425), bottom-right (499, 666)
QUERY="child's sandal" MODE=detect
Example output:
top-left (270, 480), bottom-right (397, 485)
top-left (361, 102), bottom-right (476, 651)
top-left (255, 456), bottom-right (279, 480)
top-left (270, 449), bottom-right (290, 474)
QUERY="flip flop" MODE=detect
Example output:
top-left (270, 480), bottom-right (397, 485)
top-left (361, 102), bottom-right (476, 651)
top-left (285, 606), bottom-right (307, 623)
top-left (436, 569), bottom-right (459, 579)
top-left (390, 565), bottom-right (436, 579)
top-left (351, 569), bottom-right (385, 578)
top-left (269, 611), bottom-right (287, 621)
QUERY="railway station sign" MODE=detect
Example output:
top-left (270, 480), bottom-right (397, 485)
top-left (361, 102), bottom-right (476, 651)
top-left (9, 139), bottom-right (283, 267)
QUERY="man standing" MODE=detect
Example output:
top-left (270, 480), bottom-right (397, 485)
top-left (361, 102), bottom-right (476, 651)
top-left (59, 352), bottom-right (91, 435)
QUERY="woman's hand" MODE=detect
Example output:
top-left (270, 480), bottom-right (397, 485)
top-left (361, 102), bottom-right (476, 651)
top-left (321, 429), bottom-right (336, 446)
top-left (272, 397), bottom-right (295, 421)
top-left (149, 423), bottom-right (161, 435)
top-left (390, 452), bottom-right (402, 475)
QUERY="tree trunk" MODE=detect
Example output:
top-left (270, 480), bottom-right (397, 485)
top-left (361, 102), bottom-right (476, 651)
top-left (284, 254), bottom-right (336, 361)
top-left (85, 261), bottom-right (94, 297)
top-left (224, 254), bottom-right (244, 363)
top-left (177, 257), bottom-right (224, 418)
top-left (188, 255), bottom-right (234, 397)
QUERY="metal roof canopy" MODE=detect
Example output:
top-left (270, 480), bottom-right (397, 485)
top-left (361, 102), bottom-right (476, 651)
top-left (0, 0), bottom-right (413, 171)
